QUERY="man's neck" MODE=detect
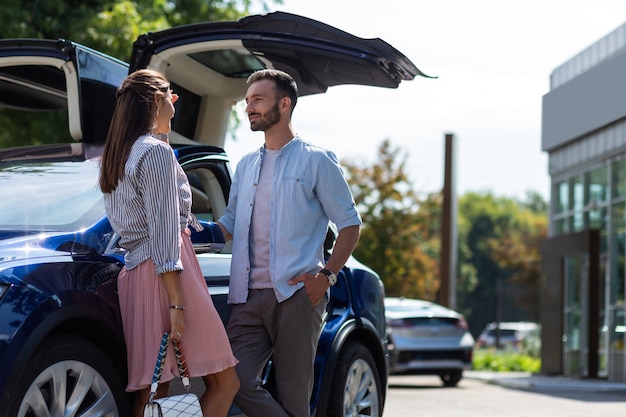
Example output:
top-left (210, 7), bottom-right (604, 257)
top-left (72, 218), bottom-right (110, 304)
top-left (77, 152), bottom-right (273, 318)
top-left (264, 125), bottom-right (296, 150)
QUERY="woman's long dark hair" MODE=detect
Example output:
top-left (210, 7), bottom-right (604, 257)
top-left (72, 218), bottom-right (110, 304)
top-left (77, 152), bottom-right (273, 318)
top-left (99, 69), bottom-right (170, 193)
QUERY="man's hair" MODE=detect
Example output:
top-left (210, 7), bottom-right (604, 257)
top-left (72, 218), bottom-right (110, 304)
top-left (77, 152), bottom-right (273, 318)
top-left (247, 69), bottom-right (298, 110)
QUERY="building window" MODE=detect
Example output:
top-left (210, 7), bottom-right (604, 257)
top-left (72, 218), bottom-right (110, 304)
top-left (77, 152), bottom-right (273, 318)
top-left (612, 158), bottom-right (626, 199)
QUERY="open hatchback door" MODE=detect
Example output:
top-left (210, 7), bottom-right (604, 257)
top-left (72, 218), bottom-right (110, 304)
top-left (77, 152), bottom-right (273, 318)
top-left (129, 11), bottom-right (431, 147)
top-left (0, 39), bottom-right (128, 144)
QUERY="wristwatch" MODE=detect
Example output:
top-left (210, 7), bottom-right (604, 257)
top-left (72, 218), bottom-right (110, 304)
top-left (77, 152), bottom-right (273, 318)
top-left (320, 268), bottom-right (337, 286)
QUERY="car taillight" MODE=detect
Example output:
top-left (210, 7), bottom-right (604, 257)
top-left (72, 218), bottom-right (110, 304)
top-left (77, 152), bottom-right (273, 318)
top-left (454, 316), bottom-right (469, 330)
top-left (388, 319), bottom-right (413, 328)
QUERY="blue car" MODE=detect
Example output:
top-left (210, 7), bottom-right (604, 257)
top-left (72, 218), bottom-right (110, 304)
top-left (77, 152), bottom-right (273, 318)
top-left (0, 11), bottom-right (425, 417)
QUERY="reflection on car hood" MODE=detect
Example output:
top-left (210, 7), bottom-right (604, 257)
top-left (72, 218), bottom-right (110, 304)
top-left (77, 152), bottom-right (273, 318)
top-left (0, 231), bottom-right (82, 263)
top-left (0, 218), bottom-right (114, 264)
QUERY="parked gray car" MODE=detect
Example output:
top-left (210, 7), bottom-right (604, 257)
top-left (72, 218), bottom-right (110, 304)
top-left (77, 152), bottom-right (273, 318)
top-left (385, 297), bottom-right (475, 386)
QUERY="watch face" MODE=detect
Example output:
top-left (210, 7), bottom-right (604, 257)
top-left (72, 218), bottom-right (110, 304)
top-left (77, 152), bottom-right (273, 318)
top-left (321, 268), bottom-right (337, 286)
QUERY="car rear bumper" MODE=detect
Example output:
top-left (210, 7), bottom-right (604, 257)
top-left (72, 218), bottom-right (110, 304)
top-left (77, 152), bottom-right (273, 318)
top-left (389, 348), bottom-right (473, 374)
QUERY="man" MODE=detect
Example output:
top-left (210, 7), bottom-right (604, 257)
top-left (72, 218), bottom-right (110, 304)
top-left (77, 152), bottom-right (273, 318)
top-left (217, 69), bottom-right (361, 417)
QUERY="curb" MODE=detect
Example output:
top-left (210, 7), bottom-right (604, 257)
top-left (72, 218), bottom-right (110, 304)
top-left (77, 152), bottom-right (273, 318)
top-left (465, 371), bottom-right (626, 393)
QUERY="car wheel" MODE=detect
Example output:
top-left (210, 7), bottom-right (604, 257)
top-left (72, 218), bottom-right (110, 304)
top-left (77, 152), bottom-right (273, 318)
top-left (326, 341), bottom-right (382, 417)
top-left (440, 370), bottom-right (463, 387)
top-left (7, 334), bottom-right (130, 417)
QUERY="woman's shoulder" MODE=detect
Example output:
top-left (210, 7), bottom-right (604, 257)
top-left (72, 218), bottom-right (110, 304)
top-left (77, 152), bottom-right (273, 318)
top-left (129, 135), bottom-right (175, 167)
top-left (133, 135), bottom-right (172, 155)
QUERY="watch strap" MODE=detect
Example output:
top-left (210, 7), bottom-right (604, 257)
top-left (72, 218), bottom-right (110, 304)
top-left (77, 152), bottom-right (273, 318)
top-left (320, 268), bottom-right (334, 277)
top-left (320, 268), bottom-right (337, 286)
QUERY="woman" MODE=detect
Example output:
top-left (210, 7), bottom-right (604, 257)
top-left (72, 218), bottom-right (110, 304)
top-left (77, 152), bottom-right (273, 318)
top-left (99, 69), bottom-right (239, 417)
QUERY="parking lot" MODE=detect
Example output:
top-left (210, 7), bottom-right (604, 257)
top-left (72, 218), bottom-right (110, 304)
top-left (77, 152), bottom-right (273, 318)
top-left (384, 373), bottom-right (626, 417)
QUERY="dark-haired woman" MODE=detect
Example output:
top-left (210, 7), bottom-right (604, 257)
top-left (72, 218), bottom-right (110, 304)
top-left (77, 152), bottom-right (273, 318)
top-left (99, 69), bottom-right (239, 417)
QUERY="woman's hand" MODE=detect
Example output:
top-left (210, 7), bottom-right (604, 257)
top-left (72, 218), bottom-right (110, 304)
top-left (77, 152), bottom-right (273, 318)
top-left (169, 308), bottom-right (185, 341)
top-left (161, 270), bottom-right (185, 340)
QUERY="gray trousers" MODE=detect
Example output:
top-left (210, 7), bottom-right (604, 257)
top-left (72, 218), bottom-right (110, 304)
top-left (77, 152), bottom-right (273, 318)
top-left (227, 288), bottom-right (327, 417)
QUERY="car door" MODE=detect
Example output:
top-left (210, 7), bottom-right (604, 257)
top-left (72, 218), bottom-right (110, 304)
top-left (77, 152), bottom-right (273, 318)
top-left (128, 10), bottom-right (431, 148)
top-left (174, 145), bottom-right (234, 324)
top-left (0, 38), bottom-right (128, 145)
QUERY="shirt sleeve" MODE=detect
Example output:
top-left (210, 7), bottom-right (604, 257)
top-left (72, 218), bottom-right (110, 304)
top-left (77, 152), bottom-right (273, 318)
top-left (218, 157), bottom-right (242, 235)
top-left (315, 150), bottom-right (362, 231)
top-left (137, 143), bottom-right (183, 274)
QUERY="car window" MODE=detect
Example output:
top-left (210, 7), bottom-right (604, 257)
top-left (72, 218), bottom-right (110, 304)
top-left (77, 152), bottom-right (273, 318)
top-left (0, 65), bottom-right (68, 110)
top-left (170, 82), bottom-right (201, 139)
top-left (397, 317), bottom-right (459, 327)
top-left (487, 329), bottom-right (517, 337)
top-left (0, 159), bottom-right (103, 232)
top-left (74, 46), bottom-right (126, 143)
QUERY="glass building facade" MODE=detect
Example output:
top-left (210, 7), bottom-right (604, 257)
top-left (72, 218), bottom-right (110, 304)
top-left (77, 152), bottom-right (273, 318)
top-left (543, 23), bottom-right (626, 381)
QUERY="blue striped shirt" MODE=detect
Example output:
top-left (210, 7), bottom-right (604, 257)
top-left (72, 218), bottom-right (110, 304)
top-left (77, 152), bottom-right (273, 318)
top-left (103, 134), bottom-right (196, 274)
top-left (219, 137), bottom-right (362, 303)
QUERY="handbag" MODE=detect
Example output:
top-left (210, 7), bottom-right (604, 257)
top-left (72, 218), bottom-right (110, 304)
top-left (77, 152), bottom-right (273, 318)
top-left (144, 332), bottom-right (203, 417)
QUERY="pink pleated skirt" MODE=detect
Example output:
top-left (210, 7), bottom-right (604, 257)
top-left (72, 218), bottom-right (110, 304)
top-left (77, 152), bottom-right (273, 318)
top-left (117, 231), bottom-right (238, 392)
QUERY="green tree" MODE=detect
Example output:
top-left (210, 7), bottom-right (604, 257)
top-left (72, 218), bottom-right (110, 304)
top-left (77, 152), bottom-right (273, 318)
top-left (1, 1), bottom-right (275, 59)
top-left (0, 0), bottom-right (277, 147)
top-left (487, 192), bottom-right (548, 323)
top-left (456, 191), bottom-right (547, 337)
top-left (342, 139), bottom-right (440, 300)
top-left (342, 140), bottom-right (547, 335)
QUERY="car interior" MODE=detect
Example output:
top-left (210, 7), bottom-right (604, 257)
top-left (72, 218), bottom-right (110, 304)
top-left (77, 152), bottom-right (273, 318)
top-left (187, 167), bottom-right (227, 222)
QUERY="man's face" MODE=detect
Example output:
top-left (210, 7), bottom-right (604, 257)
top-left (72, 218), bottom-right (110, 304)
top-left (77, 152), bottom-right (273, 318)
top-left (245, 79), bottom-right (282, 132)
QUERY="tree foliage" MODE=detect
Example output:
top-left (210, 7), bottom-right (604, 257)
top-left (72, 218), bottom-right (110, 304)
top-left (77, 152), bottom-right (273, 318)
top-left (342, 140), bottom-right (548, 339)
top-left (456, 191), bottom-right (548, 337)
top-left (0, 0), bottom-right (277, 147)
top-left (487, 192), bottom-right (547, 322)
top-left (1, 0), bottom-right (274, 59)
top-left (342, 139), bottom-right (440, 300)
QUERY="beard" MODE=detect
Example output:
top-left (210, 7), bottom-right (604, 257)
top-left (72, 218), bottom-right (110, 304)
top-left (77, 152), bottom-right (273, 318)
top-left (249, 102), bottom-right (281, 131)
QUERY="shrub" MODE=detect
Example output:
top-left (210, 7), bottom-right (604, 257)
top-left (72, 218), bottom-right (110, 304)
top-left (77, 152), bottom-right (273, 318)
top-left (473, 348), bottom-right (541, 373)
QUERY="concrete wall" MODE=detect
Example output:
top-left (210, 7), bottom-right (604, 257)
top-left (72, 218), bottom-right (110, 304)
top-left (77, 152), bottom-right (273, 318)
top-left (542, 50), bottom-right (626, 152)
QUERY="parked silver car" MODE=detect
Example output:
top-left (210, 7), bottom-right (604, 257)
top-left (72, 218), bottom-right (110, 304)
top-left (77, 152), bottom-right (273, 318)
top-left (385, 297), bottom-right (475, 387)
top-left (476, 321), bottom-right (539, 350)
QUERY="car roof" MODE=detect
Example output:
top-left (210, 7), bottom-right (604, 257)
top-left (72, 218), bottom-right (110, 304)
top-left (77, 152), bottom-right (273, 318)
top-left (485, 321), bottom-right (538, 331)
top-left (384, 297), bottom-right (460, 319)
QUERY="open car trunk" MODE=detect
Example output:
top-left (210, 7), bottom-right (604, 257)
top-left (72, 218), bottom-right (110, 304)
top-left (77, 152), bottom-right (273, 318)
top-left (129, 11), bottom-right (431, 147)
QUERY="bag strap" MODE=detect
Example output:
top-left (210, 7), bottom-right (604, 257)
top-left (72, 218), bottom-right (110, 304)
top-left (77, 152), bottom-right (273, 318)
top-left (172, 339), bottom-right (191, 391)
top-left (149, 332), bottom-right (170, 401)
top-left (149, 332), bottom-right (192, 401)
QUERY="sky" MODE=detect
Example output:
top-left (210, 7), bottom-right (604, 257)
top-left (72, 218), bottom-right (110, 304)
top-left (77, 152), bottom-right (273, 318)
top-left (224, 0), bottom-right (626, 201)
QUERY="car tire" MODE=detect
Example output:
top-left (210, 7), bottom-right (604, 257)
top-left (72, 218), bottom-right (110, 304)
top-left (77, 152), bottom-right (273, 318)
top-left (7, 333), bottom-right (130, 417)
top-left (440, 370), bottom-right (463, 387)
top-left (326, 341), bottom-right (382, 417)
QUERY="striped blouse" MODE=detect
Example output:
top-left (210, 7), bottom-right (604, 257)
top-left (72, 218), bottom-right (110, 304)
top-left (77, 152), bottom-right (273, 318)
top-left (103, 134), bottom-right (197, 274)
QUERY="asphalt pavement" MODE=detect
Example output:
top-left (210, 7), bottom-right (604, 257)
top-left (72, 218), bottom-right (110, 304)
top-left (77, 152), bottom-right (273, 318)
top-left (464, 370), bottom-right (626, 393)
